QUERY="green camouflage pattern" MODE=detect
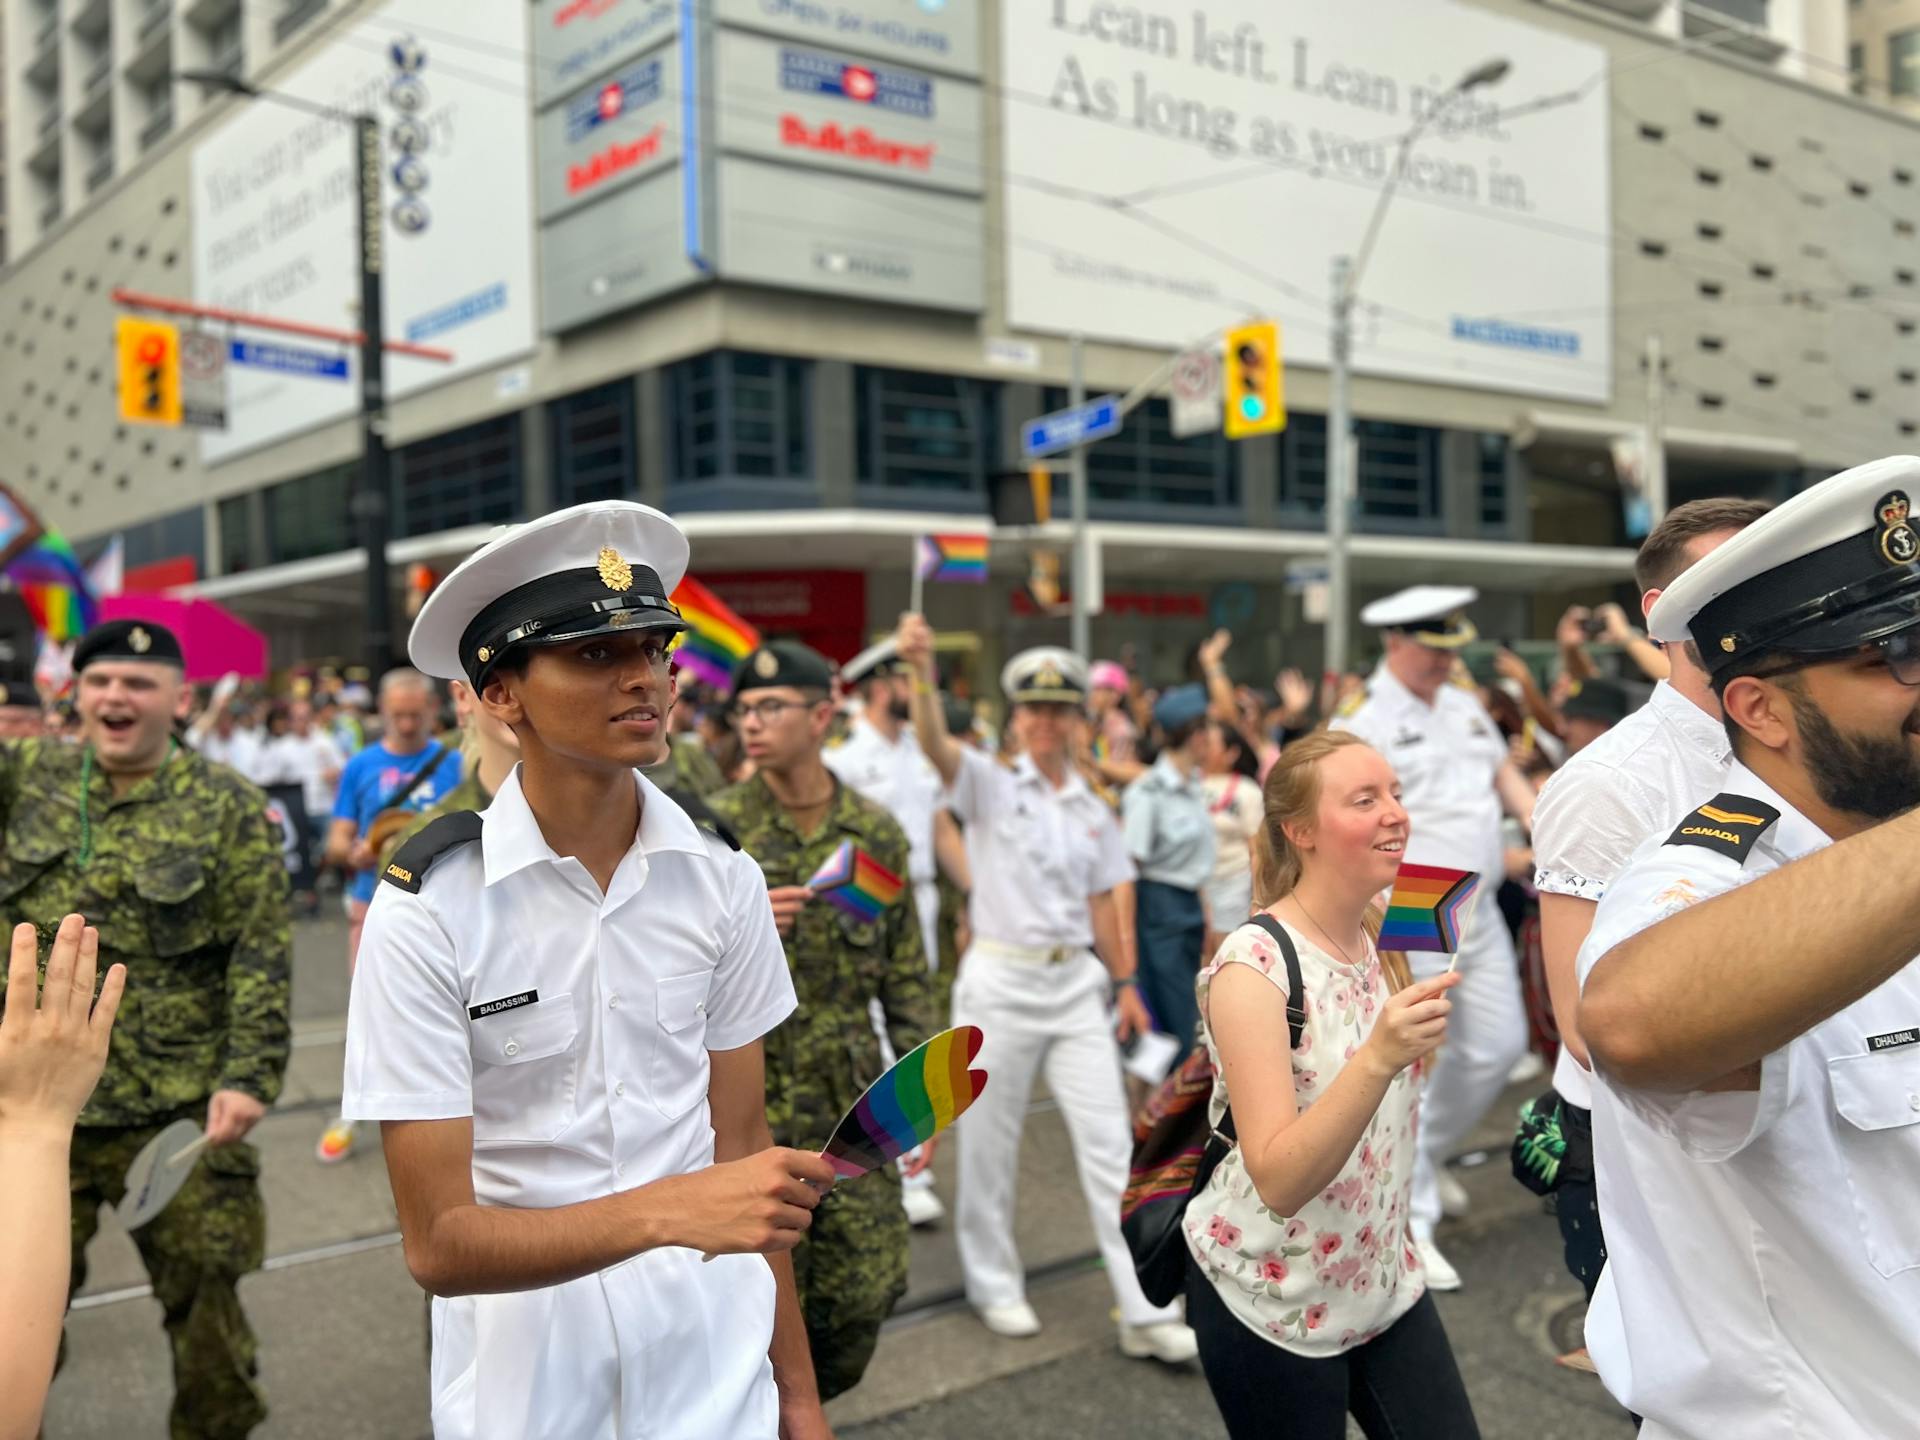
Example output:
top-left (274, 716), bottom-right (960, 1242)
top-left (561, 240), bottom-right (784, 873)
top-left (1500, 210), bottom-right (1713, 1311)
top-left (67, 1108), bottom-right (268, 1439)
top-left (706, 772), bottom-right (934, 1395)
top-left (380, 766), bottom-right (494, 869)
top-left (645, 733), bottom-right (727, 799)
top-left (0, 738), bottom-right (292, 1127)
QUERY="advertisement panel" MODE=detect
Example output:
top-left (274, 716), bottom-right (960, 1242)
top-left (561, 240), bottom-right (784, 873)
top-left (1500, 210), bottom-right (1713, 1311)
top-left (536, 44), bottom-right (680, 220)
top-left (715, 155), bottom-right (984, 311)
top-left (1001, 0), bottom-right (1612, 403)
top-left (542, 167), bottom-right (703, 332)
top-left (191, 0), bottom-right (536, 462)
top-left (711, 0), bottom-right (980, 76)
top-left (532, 0), bottom-right (679, 107)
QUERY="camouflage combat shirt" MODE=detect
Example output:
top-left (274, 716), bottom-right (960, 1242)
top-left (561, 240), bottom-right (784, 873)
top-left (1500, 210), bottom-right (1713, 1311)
top-left (0, 738), bottom-right (292, 1126)
top-left (707, 774), bottom-right (936, 1149)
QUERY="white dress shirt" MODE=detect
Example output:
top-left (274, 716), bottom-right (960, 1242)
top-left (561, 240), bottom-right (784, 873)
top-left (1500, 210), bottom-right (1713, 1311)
top-left (1578, 761), bottom-right (1920, 1439)
top-left (1330, 664), bottom-right (1508, 882)
top-left (824, 715), bottom-right (941, 882)
top-left (342, 766), bottom-right (797, 1440)
top-left (1531, 682), bottom-right (1731, 1109)
top-left (946, 747), bottom-right (1133, 948)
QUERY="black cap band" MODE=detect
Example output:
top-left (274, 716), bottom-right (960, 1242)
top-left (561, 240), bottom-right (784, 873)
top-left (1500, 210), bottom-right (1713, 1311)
top-left (460, 565), bottom-right (686, 687)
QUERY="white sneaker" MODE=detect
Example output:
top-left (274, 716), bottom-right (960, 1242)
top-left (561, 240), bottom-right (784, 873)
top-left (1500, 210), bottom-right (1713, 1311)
top-left (1118, 1319), bottom-right (1199, 1365)
top-left (901, 1184), bottom-right (945, 1227)
top-left (977, 1301), bottom-right (1042, 1338)
top-left (1417, 1235), bottom-right (1463, 1292)
top-left (1508, 1051), bottom-right (1546, 1085)
top-left (1437, 1168), bottom-right (1471, 1218)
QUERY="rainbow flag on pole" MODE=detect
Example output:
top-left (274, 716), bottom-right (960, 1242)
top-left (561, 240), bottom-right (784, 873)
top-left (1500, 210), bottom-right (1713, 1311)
top-left (1379, 863), bottom-right (1481, 953)
top-left (807, 840), bottom-right (906, 923)
top-left (915, 534), bottom-right (989, 584)
top-left (7, 531), bottom-right (98, 644)
top-left (669, 574), bottom-right (760, 690)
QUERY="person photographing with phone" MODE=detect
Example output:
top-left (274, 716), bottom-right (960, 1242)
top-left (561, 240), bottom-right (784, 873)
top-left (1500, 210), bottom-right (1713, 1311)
top-left (1183, 731), bottom-right (1476, 1439)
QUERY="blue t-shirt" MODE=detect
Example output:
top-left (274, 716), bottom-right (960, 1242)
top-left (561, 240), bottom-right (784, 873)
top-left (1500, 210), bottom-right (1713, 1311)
top-left (333, 739), bottom-right (464, 903)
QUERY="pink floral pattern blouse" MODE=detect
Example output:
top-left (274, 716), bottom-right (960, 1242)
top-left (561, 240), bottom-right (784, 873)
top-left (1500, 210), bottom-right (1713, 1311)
top-left (1182, 917), bottom-right (1426, 1357)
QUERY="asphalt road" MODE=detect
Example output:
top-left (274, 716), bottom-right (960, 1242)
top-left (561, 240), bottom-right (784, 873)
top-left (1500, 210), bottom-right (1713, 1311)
top-left (43, 914), bottom-right (1635, 1439)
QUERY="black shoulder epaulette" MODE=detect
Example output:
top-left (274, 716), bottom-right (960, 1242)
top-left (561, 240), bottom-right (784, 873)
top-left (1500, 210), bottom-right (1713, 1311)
top-left (661, 787), bottom-right (742, 852)
top-left (1664, 792), bottom-right (1781, 863)
top-left (381, 811), bottom-right (484, 893)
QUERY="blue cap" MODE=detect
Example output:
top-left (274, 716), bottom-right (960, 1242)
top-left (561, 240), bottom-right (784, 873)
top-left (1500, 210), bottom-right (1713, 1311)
top-left (1152, 683), bottom-right (1209, 733)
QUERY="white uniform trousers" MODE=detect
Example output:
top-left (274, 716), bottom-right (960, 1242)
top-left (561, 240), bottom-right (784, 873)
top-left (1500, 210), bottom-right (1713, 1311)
top-left (1407, 888), bottom-right (1528, 1237)
top-left (869, 878), bottom-right (947, 1194)
top-left (950, 944), bottom-right (1179, 1327)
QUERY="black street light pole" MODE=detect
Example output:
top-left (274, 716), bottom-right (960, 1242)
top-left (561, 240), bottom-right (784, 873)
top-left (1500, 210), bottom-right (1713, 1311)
top-left (175, 71), bottom-right (394, 679)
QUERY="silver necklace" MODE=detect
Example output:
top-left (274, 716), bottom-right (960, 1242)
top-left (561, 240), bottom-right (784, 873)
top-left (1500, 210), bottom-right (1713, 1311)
top-left (1290, 894), bottom-right (1368, 972)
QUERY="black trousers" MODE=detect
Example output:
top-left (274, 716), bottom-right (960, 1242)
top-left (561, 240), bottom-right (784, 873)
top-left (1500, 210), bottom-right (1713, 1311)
top-left (1186, 1265), bottom-right (1481, 1440)
top-left (1556, 1101), bottom-right (1608, 1302)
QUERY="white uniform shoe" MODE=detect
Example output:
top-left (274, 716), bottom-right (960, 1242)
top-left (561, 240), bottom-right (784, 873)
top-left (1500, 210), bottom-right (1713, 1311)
top-left (1437, 1168), bottom-right (1471, 1218)
top-left (1417, 1235), bottom-right (1463, 1292)
top-left (1118, 1319), bottom-right (1199, 1365)
top-left (977, 1302), bottom-right (1042, 1338)
top-left (901, 1183), bottom-right (946, 1227)
top-left (1507, 1050), bottom-right (1546, 1085)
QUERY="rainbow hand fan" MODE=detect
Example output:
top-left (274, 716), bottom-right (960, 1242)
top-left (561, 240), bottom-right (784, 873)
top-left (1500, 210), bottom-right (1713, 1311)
top-left (1380, 863), bottom-right (1481, 955)
top-left (821, 1025), bottom-right (988, 1180)
top-left (805, 840), bottom-right (904, 923)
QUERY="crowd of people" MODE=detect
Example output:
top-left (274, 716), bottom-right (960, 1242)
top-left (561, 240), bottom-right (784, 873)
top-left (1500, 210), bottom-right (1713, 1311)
top-left (3, 467), bottom-right (1919, 1438)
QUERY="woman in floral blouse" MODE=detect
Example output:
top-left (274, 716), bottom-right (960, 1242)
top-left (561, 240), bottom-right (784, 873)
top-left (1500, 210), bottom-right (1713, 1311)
top-left (1182, 730), bottom-right (1480, 1439)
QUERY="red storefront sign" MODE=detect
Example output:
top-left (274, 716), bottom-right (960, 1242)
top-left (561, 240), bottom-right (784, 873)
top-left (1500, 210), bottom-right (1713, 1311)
top-left (704, 570), bottom-right (868, 664)
top-left (1009, 589), bottom-right (1206, 619)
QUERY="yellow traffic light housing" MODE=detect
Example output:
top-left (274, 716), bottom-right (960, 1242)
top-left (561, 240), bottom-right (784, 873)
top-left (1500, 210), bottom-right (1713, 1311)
top-left (1223, 320), bottom-right (1285, 438)
top-left (116, 316), bottom-right (182, 426)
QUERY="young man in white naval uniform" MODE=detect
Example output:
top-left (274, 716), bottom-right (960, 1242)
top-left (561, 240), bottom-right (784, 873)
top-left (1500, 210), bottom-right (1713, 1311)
top-left (824, 639), bottom-right (968, 1225)
top-left (894, 613), bottom-right (1198, 1364)
top-left (1577, 458), bottom-right (1920, 1439)
top-left (1330, 584), bottom-right (1536, 1290)
top-left (1530, 498), bottom-right (1768, 1308)
top-left (340, 501), bottom-right (838, 1440)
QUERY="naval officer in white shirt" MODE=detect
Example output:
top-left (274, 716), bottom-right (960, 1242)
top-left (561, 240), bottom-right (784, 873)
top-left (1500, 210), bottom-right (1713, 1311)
top-left (341, 500), bottom-right (839, 1440)
top-left (1578, 457), bottom-right (1920, 1439)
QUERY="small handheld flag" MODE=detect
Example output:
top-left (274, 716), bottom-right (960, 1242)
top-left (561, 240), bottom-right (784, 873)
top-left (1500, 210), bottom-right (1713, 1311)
top-left (914, 534), bottom-right (989, 584)
top-left (669, 574), bottom-right (761, 690)
top-left (822, 1025), bottom-right (989, 1180)
top-left (806, 839), bottom-right (905, 923)
top-left (118, 1120), bottom-right (208, 1230)
top-left (1380, 863), bottom-right (1481, 954)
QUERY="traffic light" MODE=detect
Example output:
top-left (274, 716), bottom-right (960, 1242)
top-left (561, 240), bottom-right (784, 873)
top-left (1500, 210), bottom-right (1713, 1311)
top-left (1222, 320), bottom-right (1284, 438)
top-left (116, 316), bottom-right (182, 426)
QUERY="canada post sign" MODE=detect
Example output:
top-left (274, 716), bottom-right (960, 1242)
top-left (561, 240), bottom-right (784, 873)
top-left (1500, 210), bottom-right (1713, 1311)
top-left (778, 49), bottom-right (933, 117)
top-left (537, 47), bottom-right (679, 221)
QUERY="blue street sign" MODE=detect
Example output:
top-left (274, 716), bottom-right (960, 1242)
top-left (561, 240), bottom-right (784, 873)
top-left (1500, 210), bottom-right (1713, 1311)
top-left (1021, 395), bottom-right (1123, 459)
top-left (227, 339), bottom-right (350, 381)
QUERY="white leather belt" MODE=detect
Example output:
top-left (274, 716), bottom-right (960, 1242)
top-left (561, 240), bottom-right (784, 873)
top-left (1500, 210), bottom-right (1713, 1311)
top-left (973, 937), bottom-right (1083, 965)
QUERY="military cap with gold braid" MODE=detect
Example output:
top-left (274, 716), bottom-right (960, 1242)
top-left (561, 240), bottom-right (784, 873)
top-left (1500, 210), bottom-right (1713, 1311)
top-left (1359, 585), bottom-right (1480, 650)
top-left (1001, 646), bottom-right (1087, 705)
top-left (409, 501), bottom-right (690, 687)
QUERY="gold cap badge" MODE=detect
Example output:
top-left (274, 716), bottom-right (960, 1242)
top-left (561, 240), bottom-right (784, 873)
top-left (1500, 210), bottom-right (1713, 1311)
top-left (597, 546), bottom-right (633, 592)
top-left (1034, 662), bottom-right (1064, 690)
top-left (1720, 635), bottom-right (1737, 652)
top-left (753, 649), bottom-right (780, 679)
top-left (477, 646), bottom-right (492, 664)
top-left (129, 626), bottom-right (152, 654)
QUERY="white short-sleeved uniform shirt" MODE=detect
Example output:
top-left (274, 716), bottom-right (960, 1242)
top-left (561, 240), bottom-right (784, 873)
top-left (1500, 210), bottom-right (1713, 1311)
top-left (1531, 682), bottom-right (1730, 1109)
top-left (1329, 664), bottom-right (1508, 882)
top-left (1577, 761), bottom-right (1920, 1440)
top-left (824, 716), bottom-right (942, 882)
top-left (945, 746), bottom-right (1133, 947)
top-left (342, 766), bottom-right (798, 1440)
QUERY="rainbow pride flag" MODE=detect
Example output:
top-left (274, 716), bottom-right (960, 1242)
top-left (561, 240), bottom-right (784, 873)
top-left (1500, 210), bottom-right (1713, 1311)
top-left (823, 1025), bottom-right (988, 1180)
top-left (807, 839), bottom-right (905, 923)
top-left (915, 533), bottom-right (988, 584)
top-left (669, 574), bottom-right (760, 690)
top-left (7, 531), bottom-right (98, 644)
top-left (1380, 863), bottom-right (1481, 953)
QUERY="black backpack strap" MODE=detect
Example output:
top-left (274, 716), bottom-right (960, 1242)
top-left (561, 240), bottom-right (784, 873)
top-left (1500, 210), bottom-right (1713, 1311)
top-left (659, 787), bottom-right (742, 852)
top-left (380, 811), bottom-right (483, 893)
top-left (1247, 913), bottom-right (1308, 1052)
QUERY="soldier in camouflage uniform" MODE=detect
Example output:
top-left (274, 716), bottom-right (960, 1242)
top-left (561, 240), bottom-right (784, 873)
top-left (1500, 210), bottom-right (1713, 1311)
top-left (708, 640), bottom-right (938, 1401)
top-left (0, 619), bottom-right (291, 1439)
top-left (657, 728), bottom-right (727, 798)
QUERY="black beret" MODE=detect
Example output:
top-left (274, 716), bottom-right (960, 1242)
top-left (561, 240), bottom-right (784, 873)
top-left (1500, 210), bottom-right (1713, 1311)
top-left (731, 641), bottom-right (836, 698)
top-left (74, 619), bottom-right (184, 672)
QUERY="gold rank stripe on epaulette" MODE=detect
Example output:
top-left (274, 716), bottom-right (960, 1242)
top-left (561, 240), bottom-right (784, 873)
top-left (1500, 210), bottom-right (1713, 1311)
top-left (381, 811), bottom-right (485, 893)
top-left (1664, 793), bottom-right (1781, 863)
top-left (1334, 688), bottom-right (1369, 719)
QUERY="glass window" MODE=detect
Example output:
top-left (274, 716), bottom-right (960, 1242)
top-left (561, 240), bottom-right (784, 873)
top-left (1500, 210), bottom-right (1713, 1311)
top-left (394, 415), bottom-right (522, 538)
top-left (1039, 392), bottom-right (1234, 509)
top-left (666, 351), bottom-right (811, 483)
top-left (1278, 413), bottom-right (1328, 514)
top-left (1893, 31), bottom-right (1920, 97)
top-left (217, 494), bottom-right (252, 574)
top-left (550, 381), bottom-right (636, 506)
top-left (1477, 433), bottom-right (1510, 530)
top-left (119, 504), bottom-right (206, 572)
top-left (1355, 420), bottom-right (1442, 521)
top-left (856, 367), bottom-right (997, 493)
top-left (264, 463), bottom-right (353, 564)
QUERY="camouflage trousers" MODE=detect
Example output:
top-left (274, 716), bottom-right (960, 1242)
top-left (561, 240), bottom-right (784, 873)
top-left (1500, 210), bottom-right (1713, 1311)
top-left (790, 1165), bottom-right (910, 1401)
top-left (65, 1111), bottom-right (269, 1440)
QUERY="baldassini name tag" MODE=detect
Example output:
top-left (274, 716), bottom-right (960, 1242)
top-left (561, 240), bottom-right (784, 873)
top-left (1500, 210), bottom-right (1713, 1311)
top-left (468, 990), bottom-right (538, 1020)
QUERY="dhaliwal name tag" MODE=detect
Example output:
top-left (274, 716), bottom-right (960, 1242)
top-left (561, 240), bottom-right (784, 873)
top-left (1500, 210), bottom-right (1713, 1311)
top-left (1866, 1028), bottom-right (1920, 1054)
top-left (468, 989), bottom-right (538, 1020)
